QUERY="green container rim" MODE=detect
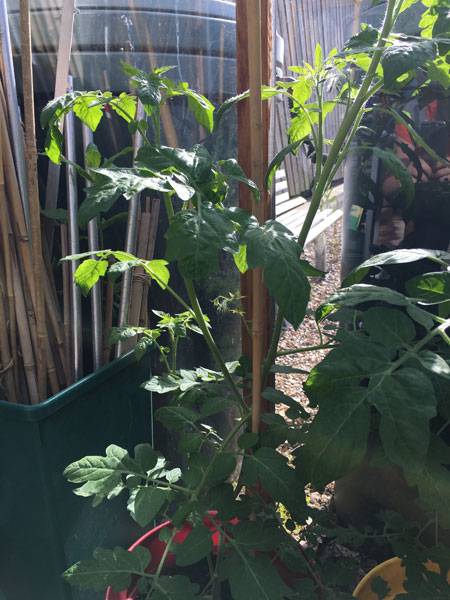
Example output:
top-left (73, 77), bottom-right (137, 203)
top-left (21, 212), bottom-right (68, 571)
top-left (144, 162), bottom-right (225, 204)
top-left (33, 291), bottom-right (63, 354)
top-left (0, 351), bottom-right (147, 423)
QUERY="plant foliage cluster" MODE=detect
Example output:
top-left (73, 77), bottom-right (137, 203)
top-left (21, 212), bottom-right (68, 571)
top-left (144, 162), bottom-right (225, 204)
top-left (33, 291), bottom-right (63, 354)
top-left (42, 0), bottom-right (450, 597)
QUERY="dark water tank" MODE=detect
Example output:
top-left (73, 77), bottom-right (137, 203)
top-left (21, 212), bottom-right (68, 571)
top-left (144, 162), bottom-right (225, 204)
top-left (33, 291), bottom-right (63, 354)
top-left (6, 1), bottom-right (237, 98)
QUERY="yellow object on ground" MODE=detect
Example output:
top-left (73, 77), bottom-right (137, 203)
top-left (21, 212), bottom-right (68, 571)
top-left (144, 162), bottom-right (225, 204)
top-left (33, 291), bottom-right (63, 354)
top-left (353, 556), bottom-right (450, 599)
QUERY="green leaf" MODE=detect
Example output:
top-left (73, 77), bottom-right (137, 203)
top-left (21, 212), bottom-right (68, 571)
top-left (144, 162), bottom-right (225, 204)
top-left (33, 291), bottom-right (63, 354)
top-left (156, 406), bottom-right (201, 431)
top-left (242, 447), bottom-right (300, 509)
top-left (73, 94), bottom-right (104, 131)
top-left (127, 486), bottom-right (169, 527)
top-left (238, 432), bottom-right (259, 450)
top-left (265, 141), bottom-right (302, 189)
top-left (109, 92), bottom-right (137, 122)
top-left (218, 159), bottom-right (260, 201)
top-left (369, 368), bottom-right (436, 468)
top-left (122, 64), bottom-right (164, 115)
top-left (166, 205), bottom-right (235, 280)
top-left (416, 350), bottom-right (450, 379)
top-left (244, 221), bottom-right (310, 328)
top-left (222, 552), bottom-right (289, 600)
top-left (85, 143), bottom-right (102, 169)
top-left (382, 40), bottom-right (437, 88)
top-left (74, 259), bottom-right (108, 296)
top-left (233, 244), bottom-right (248, 274)
top-left (289, 111), bottom-right (313, 143)
top-left (406, 272), bottom-right (450, 304)
top-left (344, 23), bottom-right (379, 49)
top-left (183, 89), bottom-right (215, 133)
top-left (363, 307), bottom-right (416, 349)
top-left (404, 442), bottom-right (450, 528)
top-left (233, 521), bottom-right (285, 552)
top-left (342, 248), bottom-right (450, 286)
top-left (175, 524), bottom-right (212, 567)
top-left (142, 259), bottom-right (171, 289)
top-left (153, 575), bottom-right (200, 600)
top-left (79, 168), bottom-right (171, 227)
top-left (399, 0), bottom-right (420, 14)
top-left (134, 444), bottom-right (159, 471)
top-left (300, 388), bottom-right (370, 488)
top-left (327, 284), bottom-right (412, 309)
top-left (63, 546), bottom-right (150, 592)
top-left (41, 207), bottom-right (68, 223)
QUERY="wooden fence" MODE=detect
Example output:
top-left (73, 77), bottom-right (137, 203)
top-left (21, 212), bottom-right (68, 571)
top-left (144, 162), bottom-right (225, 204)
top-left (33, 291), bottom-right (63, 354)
top-left (275, 0), bottom-right (359, 199)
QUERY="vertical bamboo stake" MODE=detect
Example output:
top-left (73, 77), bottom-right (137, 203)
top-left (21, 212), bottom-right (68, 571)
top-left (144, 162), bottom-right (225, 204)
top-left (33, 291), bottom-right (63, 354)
top-left (20, 0), bottom-right (47, 400)
top-left (65, 89), bottom-right (83, 381)
top-left (247, 0), bottom-right (265, 433)
top-left (116, 102), bottom-right (145, 357)
top-left (0, 0), bottom-right (29, 229)
top-left (82, 125), bottom-right (103, 370)
top-left (0, 144), bottom-right (18, 400)
top-left (352, 0), bottom-right (362, 35)
top-left (44, 0), bottom-right (76, 253)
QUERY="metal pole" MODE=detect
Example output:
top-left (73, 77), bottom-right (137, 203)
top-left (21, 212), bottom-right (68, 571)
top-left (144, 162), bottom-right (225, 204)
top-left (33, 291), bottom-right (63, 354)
top-left (82, 125), bottom-right (103, 371)
top-left (65, 76), bottom-right (83, 380)
top-left (116, 102), bottom-right (145, 357)
top-left (0, 0), bottom-right (30, 230)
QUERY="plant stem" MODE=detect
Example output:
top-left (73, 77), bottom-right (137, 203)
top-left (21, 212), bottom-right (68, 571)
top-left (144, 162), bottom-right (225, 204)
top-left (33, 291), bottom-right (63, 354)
top-left (276, 342), bottom-right (338, 357)
top-left (184, 278), bottom-right (244, 407)
top-left (192, 413), bottom-right (251, 501)
top-left (147, 529), bottom-right (177, 599)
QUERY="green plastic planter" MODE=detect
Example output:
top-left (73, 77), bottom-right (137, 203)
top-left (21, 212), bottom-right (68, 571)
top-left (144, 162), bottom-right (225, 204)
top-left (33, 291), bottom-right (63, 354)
top-left (0, 352), bottom-right (153, 600)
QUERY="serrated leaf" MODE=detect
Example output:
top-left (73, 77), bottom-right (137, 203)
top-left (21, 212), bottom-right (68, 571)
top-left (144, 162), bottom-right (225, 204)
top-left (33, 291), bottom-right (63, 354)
top-left (153, 575), bottom-right (200, 600)
top-left (405, 443), bottom-right (450, 528)
top-left (265, 140), bottom-right (302, 189)
top-left (127, 486), bottom-right (169, 527)
top-left (109, 92), bottom-right (137, 122)
top-left (41, 207), bottom-right (68, 223)
top-left (74, 259), bottom-right (108, 296)
top-left (244, 220), bottom-right (310, 328)
top-left (363, 307), bottom-right (416, 349)
top-left (406, 271), bottom-right (450, 304)
top-left (183, 89), bottom-right (215, 133)
top-left (369, 368), bottom-right (436, 468)
top-left (175, 524), bottom-right (212, 567)
top-left (342, 248), bottom-right (450, 287)
top-left (218, 159), bottom-right (260, 201)
top-left (63, 546), bottom-right (150, 592)
top-left (327, 284), bottom-right (412, 308)
top-left (134, 444), bottom-right (159, 472)
top-left (166, 205), bottom-right (235, 280)
top-left (417, 350), bottom-right (450, 379)
top-left (222, 552), bottom-right (289, 600)
top-left (344, 23), bottom-right (378, 49)
top-left (300, 388), bottom-right (370, 488)
top-left (238, 432), bottom-right (259, 450)
top-left (85, 143), bottom-right (102, 169)
top-left (242, 448), bottom-right (300, 510)
top-left (382, 40), bottom-right (437, 88)
top-left (233, 244), bottom-right (248, 273)
top-left (156, 406), bottom-right (200, 431)
top-left (73, 94), bottom-right (104, 131)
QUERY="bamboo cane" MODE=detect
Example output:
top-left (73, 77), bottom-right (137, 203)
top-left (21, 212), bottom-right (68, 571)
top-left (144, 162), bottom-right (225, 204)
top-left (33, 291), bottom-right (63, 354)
top-left (102, 278), bottom-right (114, 365)
top-left (0, 142), bottom-right (18, 400)
top-left (19, 0), bottom-right (47, 399)
top-left (0, 234), bottom-right (15, 402)
top-left (246, 0), bottom-right (265, 433)
top-left (65, 97), bottom-right (83, 381)
top-left (116, 102), bottom-right (145, 357)
top-left (82, 125), bottom-right (103, 370)
top-left (44, 0), bottom-right (76, 253)
top-left (11, 247), bottom-right (39, 403)
top-left (0, 0), bottom-right (29, 229)
top-left (138, 199), bottom-right (160, 327)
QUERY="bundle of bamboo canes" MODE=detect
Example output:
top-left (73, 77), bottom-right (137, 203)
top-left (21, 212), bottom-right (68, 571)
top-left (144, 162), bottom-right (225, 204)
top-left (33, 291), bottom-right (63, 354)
top-left (0, 0), bottom-right (160, 404)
